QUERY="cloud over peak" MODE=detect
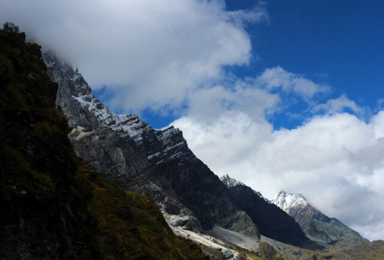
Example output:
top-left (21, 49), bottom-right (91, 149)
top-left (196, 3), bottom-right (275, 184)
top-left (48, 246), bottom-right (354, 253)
top-left (2, 0), bottom-right (384, 241)
top-left (0, 0), bottom-right (268, 114)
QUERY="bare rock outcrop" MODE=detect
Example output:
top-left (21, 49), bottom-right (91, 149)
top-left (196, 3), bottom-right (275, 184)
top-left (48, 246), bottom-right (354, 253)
top-left (43, 52), bottom-right (259, 238)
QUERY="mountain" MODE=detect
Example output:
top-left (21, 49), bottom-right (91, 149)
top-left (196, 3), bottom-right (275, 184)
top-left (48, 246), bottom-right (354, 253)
top-left (0, 24), bottom-right (208, 260)
top-left (271, 190), bottom-right (368, 248)
top-left (42, 51), bottom-right (259, 245)
top-left (4, 23), bottom-right (384, 260)
top-left (220, 175), bottom-right (320, 249)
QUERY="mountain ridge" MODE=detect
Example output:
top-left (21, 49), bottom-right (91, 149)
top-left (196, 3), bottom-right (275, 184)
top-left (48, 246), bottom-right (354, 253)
top-left (271, 190), bottom-right (369, 248)
top-left (220, 175), bottom-right (319, 249)
top-left (43, 51), bottom-right (260, 240)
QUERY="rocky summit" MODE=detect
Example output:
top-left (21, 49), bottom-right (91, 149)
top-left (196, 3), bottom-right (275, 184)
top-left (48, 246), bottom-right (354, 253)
top-left (43, 52), bottom-right (259, 241)
top-left (271, 190), bottom-right (368, 248)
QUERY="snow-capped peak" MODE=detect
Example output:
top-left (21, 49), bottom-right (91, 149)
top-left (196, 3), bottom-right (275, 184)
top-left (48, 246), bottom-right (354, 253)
top-left (271, 190), bottom-right (309, 212)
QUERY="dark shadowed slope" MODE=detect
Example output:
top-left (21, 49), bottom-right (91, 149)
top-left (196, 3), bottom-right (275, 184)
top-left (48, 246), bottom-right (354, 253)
top-left (220, 175), bottom-right (321, 250)
top-left (0, 26), bottom-right (207, 260)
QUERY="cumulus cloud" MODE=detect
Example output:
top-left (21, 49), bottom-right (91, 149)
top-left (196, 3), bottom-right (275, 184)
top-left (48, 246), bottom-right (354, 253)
top-left (0, 0), bottom-right (268, 114)
top-left (173, 102), bottom-right (384, 240)
top-left (182, 66), bottom-right (330, 123)
top-left (186, 83), bottom-right (280, 122)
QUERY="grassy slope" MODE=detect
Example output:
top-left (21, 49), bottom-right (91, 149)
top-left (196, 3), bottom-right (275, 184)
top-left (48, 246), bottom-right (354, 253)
top-left (0, 28), bottom-right (207, 260)
top-left (321, 240), bottom-right (384, 260)
top-left (262, 234), bottom-right (384, 260)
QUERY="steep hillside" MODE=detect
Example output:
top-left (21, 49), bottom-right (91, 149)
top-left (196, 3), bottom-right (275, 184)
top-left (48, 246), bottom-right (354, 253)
top-left (272, 191), bottom-right (368, 248)
top-left (220, 175), bottom-right (320, 249)
top-left (0, 25), bottom-right (207, 260)
top-left (43, 51), bottom-right (259, 243)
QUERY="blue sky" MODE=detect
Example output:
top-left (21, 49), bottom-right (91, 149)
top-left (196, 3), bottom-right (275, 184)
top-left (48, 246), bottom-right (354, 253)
top-left (228, 0), bottom-right (384, 129)
top-left (139, 0), bottom-right (384, 129)
top-left (1, 0), bottom-right (384, 240)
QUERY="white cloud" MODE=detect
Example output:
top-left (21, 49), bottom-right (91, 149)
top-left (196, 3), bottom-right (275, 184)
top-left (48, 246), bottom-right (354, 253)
top-left (175, 111), bottom-right (273, 170)
top-left (181, 66), bottom-right (330, 124)
top-left (186, 82), bottom-right (280, 122)
top-left (312, 94), bottom-right (364, 116)
top-left (0, 0), bottom-right (268, 114)
top-left (173, 106), bottom-right (384, 241)
top-left (160, 62), bottom-right (383, 240)
top-left (255, 66), bottom-right (330, 99)
top-left (227, 5), bottom-right (270, 26)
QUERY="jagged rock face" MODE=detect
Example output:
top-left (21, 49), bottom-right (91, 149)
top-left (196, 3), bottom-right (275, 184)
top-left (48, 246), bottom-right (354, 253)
top-left (272, 191), bottom-right (368, 247)
top-left (221, 175), bottom-right (318, 248)
top-left (43, 52), bottom-right (259, 237)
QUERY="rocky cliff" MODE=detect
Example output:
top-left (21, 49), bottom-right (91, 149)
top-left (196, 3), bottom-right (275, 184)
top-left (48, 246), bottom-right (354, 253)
top-left (0, 25), bottom-right (208, 260)
top-left (272, 191), bottom-right (368, 248)
top-left (43, 52), bottom-right (259, 239)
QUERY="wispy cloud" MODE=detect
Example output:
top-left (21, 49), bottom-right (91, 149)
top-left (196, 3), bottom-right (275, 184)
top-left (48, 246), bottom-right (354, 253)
top-left (227, 5), bottom-right (270, 26)
top-left (312, 94), bottom-right (364, 116)
top-left (256, 66), bottom-right (330, 100)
